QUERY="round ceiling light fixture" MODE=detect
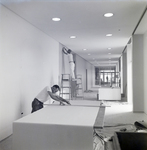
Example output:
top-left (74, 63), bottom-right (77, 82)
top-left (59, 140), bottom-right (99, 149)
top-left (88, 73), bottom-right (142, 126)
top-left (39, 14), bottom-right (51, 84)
top-left (106, 34), bottom-right (112, 37)
top-left (70, 36), bottom-right (76, 39)
top-left (104, 13), bottom-right (113, 17)
top-left (52, 17), bottom-right (61, 21)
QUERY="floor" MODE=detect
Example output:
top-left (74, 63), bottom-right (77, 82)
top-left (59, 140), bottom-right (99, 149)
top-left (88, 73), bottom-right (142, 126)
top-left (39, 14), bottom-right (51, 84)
top-left (1, 91), bottom-right (147, 150)
top-left (0, 135), bottom-right (12, 150)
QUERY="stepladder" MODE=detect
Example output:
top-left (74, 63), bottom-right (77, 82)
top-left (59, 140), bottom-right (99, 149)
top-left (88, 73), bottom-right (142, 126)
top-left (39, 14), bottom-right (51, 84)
top-left (75, 74), bottom-right (84, 99)
top-left (60, 74), bottom-right (71, 100)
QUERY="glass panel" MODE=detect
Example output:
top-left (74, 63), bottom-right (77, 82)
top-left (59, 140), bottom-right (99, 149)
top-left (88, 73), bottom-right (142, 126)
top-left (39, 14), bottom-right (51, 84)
top-left (95, 67), bottom-right (120, 87)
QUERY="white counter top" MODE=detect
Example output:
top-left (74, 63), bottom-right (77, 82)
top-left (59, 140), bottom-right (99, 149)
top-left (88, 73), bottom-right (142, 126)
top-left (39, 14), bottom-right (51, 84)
top-left (13, 100), bottom-right (101, 150)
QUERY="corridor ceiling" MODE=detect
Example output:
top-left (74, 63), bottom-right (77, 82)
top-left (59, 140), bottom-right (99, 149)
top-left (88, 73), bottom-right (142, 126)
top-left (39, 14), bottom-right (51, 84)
top-left (0, 0), bottom-right (147, 66)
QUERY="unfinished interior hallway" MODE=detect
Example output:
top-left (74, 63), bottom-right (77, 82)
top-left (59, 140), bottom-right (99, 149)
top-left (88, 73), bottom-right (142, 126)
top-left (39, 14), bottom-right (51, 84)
top-left (0, 1), bottom-right (147, 150)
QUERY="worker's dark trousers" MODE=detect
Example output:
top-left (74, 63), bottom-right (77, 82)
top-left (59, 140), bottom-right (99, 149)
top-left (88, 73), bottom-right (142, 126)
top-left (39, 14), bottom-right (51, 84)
top-left (31, 98), bottom-right (43, 113)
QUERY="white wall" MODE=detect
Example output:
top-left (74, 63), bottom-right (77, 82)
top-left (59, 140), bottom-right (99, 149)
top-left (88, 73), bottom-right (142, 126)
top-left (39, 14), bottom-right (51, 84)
top-left (86, 61), bottom-right (93, 90)
top-left (75, 55), bottom-right (93, 91)
top-left (122, 52), bottom-right (127, 98)
top-left (0, 5), bottom-right (60, 141)
top-left (143, 31), bottom-right (147, 114)
top-left (75, 55), bottom-right (86, 91)
top-left (127, 41), bottom-right (133, 105)
top-left (132, 35), bottom-right (144, 112)
top-left (120, 55), bottom-right (123, 94)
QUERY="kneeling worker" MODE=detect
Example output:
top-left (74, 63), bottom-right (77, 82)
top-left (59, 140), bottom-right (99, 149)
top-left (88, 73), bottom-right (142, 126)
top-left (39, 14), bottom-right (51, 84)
top-left (31, 85), bottom-right (71, 113)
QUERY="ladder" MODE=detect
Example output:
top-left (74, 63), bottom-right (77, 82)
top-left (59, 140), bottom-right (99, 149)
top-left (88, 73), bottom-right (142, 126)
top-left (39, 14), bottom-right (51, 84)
top-left (75, 74), bottom-right (83, 99)
top-left (60, 74), bottom-right (71, 100)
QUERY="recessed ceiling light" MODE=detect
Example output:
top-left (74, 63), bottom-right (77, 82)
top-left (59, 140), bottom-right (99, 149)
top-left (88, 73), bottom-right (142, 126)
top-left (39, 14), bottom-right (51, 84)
top-left (108, 47), bottom-right (112, 50)
top-left (106, 34), bottom-right (112, 37)
top-left (83, 49), bottom-right (87, 51)
top-left (88, 53), bottom-right (91, 55)
top-left (52, 18), bottom-right (61, 21)
top-left (104, 13), bottom-right (113, 17)
top-left (70, 36), bottom-right (76, 39)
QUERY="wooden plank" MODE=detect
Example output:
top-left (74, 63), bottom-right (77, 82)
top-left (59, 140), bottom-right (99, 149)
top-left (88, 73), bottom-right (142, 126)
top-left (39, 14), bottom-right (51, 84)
top-left (94, 106), bottom-right (106, 129)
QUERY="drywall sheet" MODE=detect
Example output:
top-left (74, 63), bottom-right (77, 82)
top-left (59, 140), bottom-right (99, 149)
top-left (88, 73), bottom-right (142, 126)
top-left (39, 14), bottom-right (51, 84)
top-left (13, 101), bottom-right (100, 150)
top-left (99, 87), bottom-right (121, 100)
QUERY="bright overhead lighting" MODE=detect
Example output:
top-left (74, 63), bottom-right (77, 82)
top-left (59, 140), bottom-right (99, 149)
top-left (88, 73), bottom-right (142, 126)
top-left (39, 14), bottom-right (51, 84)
top-left (104, 13), bottom-right (113, 17)
top-left (83, 49), bottom-right (87, 51)
top-left (70, 36), bottom-right (76, 39)
top-left (108, 47), bottom-right (112, 50)
top-left (106, 34), bottom-right (112, 37)
top-left (52, 18), bottom-right (61, 21)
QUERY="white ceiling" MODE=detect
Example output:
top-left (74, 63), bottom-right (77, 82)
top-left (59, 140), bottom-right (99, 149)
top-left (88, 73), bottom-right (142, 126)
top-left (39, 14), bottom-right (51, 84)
top-left (0, 0), bottom-right (147, 66)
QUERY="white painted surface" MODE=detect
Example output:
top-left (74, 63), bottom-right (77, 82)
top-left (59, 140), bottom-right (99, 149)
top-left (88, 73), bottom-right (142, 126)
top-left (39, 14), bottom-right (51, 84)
top-left (0, 4), bottom-right (60, 141)
top-left (0, 4), bottom-right (94, 141)
top-left (127, 42), bottom-right (133, 104)
top-left (99, 88), bottom-right (121, 100)
top-left (132, 35), bottom-right (144, 112)
top-left (13, 101), bottom-right (100, 150)
top-left (144, 31), bottom-right (147, 114)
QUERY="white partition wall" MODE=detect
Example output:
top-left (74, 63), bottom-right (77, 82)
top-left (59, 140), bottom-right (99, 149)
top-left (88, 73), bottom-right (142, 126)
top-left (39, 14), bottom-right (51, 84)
top-left (0, 4), bottom-right (60, 141)
top-left (144, 31), bottom-right (147, 114)
top-left (132, 35), bottom-right (144, 112)
top-left (127, 42), bottom-right (133, 104)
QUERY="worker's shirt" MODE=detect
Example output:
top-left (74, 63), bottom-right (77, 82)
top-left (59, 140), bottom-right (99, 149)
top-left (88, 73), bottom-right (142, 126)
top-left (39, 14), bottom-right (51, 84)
top-left (35, 86), bottom-right (51, 103)
top-left (36, 86), bottom-right (60, 104)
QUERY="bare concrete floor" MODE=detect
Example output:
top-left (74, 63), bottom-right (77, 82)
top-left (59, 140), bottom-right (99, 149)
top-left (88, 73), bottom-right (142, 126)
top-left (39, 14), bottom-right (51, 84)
top-left (105, 104), bottom-right (147, 125)
top-left (0, 135), bottom-right (12, 150)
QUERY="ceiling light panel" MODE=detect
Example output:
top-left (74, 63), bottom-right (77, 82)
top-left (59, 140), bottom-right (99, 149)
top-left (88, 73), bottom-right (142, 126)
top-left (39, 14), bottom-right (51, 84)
top-left (70, 36), bottom-right (76, 39)
top-left (104, 13), bottom-right (114, 17)
top-left (106, 34), bottom-right (112, 37)
top-left (52, 17), bottom-right (61, 21)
